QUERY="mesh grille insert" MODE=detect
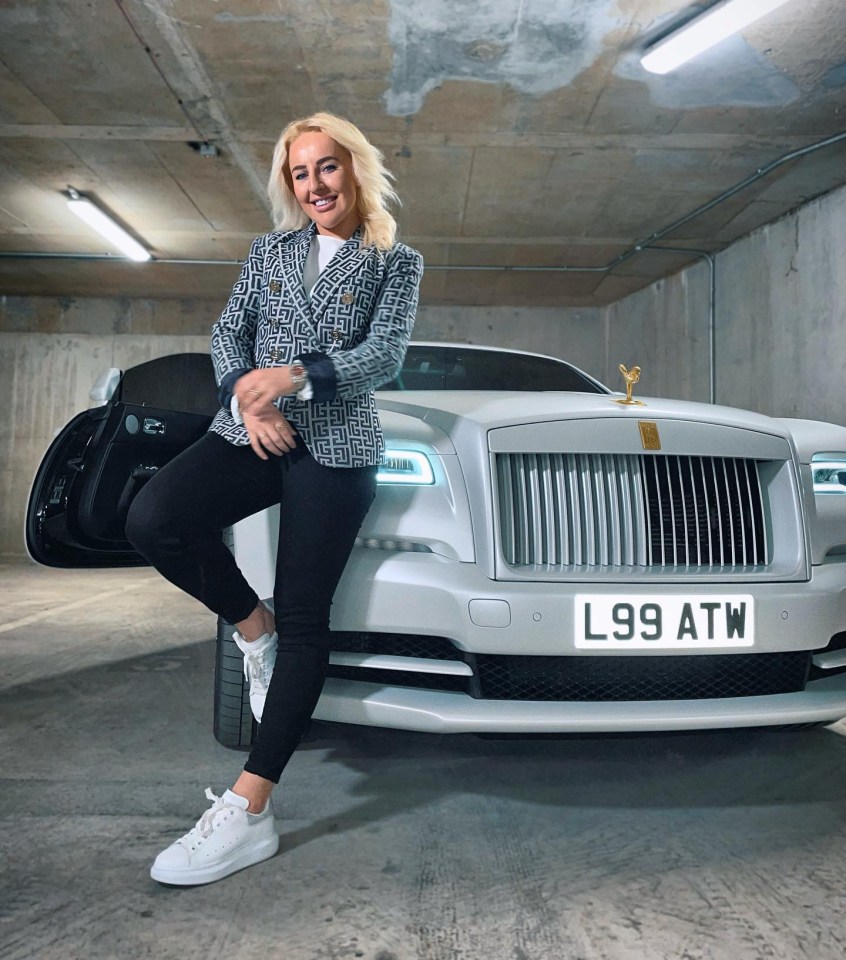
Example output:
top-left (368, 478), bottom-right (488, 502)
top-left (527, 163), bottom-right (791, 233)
top-left (329, 631), bottom-right (458, 660)
top-left (325, 632), bottom-right (811, 704)
top-left (475, 652), bottom-right (810, 701)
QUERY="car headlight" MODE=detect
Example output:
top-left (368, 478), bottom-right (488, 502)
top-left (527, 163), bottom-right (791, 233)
top-left (812, 453), bottom-right (846, 494)
top-left (377, 449), bottom-right (435, 485)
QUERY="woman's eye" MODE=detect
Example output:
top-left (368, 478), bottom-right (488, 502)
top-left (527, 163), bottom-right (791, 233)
top-left (321, 163), bottom-right (337, 174)
top-left (294, 171), bottom-right (307, 181)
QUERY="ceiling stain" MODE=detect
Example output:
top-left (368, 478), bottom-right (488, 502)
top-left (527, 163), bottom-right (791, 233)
top-left (385, 0), bottom-right (623, 116)
top-left (822, 61), bottom-right (846, 89)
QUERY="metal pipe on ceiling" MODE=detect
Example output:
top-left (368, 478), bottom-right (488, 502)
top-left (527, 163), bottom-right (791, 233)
top-left (0, 252), bottom-right (245, 264)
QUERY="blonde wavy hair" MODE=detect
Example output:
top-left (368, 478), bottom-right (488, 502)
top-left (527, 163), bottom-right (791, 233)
top-left (267, 113), bottom-right (399, 250)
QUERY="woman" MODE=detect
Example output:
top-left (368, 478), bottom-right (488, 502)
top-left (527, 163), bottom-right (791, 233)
top-left (126, 112), bottom-right (423, 886)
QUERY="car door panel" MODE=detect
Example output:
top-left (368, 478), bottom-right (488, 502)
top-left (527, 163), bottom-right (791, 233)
top-left (27, 352), bottom-right (218, 568)
top-left (76, 402), bottom-right (210, 541)
top-left (27, 402), bottom-right (211, 567)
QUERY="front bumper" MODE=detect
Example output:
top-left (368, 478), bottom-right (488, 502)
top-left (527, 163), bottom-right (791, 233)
top-left (319, 551), bottom-right (846, 732)
top-left (314, 672), bottom-right (846, 733)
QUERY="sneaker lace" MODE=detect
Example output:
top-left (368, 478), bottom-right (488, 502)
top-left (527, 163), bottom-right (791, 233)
top-left (180, 788), bottom-right (229, 843)
top-left (243, 647), bottom-right (274, 691)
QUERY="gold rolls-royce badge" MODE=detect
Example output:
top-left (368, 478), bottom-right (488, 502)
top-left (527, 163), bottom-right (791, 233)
top-left (639, 421), bottom-right (661, 450)
top-left (614, 363), bottom-right (645, 406)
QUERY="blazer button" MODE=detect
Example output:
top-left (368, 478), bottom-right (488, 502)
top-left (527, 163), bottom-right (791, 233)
top-left (331, 328), bottom-right (343, 343)
top-left (269, 347), bottom-right (281, 362)
top-left (269, 280), bottom-right (281, 293)
top-left (341, 291), bottom-right (355, 305)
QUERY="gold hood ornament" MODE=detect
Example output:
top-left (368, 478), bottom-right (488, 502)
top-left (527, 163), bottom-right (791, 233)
top-left (614, 364), bottom-right (645, 406)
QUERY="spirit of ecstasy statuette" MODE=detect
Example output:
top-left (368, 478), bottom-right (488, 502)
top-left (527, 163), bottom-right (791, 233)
top-left (614, 363), bottom-right (645, 406)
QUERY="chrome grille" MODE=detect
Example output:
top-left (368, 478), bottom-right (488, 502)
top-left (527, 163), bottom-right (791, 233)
top-left (496, 453), bottom-right (769, 569)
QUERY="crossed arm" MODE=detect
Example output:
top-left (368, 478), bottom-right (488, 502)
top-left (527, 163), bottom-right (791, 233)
top-left (211, 236), bottom-right (423, 459)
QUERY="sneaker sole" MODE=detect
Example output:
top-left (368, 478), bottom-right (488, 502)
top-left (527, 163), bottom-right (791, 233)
top-left (150, 832), bottom-right (280, 886)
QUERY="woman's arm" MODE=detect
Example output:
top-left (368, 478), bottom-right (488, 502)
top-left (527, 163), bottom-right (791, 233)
top-left (301, 244), bottom-right (424, 402)
top-left (210, 235), bottom-right (266, 407)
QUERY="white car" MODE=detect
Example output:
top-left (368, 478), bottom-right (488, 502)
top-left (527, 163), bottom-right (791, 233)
top-left (26, 344), bottom-right (846, 747)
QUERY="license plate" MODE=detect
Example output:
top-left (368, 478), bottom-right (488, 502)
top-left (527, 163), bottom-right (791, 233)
top-left (574, 594), bottom-right (755, 649)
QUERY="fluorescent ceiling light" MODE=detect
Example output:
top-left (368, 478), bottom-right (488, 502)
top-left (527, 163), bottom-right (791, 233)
top-left (641, 0), bottom-right (794, 75)
top-left (66, 188), bottom-right (151, 262)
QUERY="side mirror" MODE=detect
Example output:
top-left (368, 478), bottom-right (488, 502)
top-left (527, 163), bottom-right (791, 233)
top-left (89, 368), bottom-right (122, 405)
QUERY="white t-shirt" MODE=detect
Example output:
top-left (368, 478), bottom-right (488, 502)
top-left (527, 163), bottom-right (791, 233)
top-left (302, 233), bottom-right (345, 299)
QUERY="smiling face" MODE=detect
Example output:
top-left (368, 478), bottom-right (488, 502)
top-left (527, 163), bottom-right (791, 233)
top-left (288, 131), bottom-right (360, 240)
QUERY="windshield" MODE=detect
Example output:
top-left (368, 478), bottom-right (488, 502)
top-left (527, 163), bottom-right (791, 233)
top-left (382, 346), bottom-right (607, 393)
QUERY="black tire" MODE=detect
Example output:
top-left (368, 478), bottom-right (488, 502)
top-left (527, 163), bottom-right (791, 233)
top-left (213, 617), bottom-right (257, 749)
top-left (770, 722), bottom-right (832, 731)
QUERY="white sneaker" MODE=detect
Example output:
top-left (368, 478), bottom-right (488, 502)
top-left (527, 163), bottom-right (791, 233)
top-left (233, 630), bottom-right (278, 721)
top-left (150, 788), bottom-right (279, 886)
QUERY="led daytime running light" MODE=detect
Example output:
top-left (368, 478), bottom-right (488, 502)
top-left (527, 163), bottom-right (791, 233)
top-left (811, 454), bottom-right (846, 495)
top-left (377, 449), bottom-right (435, 485)
top-left (355, 537), bottom-right (432, 553)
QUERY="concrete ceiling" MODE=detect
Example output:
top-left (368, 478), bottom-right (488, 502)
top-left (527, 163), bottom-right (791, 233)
top-left (1, 0), bottom-right (845, 307)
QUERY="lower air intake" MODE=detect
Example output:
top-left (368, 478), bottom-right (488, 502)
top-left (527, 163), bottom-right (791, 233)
top-left (475, 652), bottom-right (810, 701)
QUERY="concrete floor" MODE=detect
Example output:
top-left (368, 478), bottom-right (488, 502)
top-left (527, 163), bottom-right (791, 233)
top-left (2, 560), bottom-right (846, 960)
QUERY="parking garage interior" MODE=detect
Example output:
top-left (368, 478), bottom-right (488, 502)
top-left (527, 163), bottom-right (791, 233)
top-left (2, 1), bottom-right (846, 958)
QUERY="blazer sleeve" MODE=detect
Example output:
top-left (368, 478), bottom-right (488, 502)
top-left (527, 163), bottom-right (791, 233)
top-left (312, 243), bottom-right (423, 401)
top-left (210, 235), bottom-right (265, 391)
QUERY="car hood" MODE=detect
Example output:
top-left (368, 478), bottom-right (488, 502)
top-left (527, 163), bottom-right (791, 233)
top-left (377, 390), bottom-right (793, 440)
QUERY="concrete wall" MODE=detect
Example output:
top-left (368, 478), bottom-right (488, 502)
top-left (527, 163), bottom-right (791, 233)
top-left (601, 260), bottom-right (713, 402)
top-left (714, 184), bottom-right (846, 422)
top-left (604, 183), bottom-right (846, 423)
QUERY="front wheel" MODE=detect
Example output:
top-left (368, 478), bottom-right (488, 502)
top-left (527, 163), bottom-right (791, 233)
top-left (213, 617), bottom-right (256, 749)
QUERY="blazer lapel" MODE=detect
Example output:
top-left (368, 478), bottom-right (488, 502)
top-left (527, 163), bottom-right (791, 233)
top-left (276, 223), bottom-right (315, 330)
top-left (308, 227), bottom-right (368, 324)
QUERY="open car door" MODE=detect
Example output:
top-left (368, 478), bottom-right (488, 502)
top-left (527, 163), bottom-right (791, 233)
top-left (26, 353), bottom-right (218, 567)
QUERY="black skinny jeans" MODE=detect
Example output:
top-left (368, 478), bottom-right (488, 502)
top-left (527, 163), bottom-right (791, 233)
top-left (125, 430), bottom-right (377, 782)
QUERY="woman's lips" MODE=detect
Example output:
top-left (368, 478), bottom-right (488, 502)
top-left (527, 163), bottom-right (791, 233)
top-left (312, 196), bottom-right (337, 209)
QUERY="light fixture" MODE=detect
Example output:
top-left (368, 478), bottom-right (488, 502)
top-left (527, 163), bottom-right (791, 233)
top-left (641, 0), bottom-right (794, 75)
top-left (65, 187), bottom-right (151, 262)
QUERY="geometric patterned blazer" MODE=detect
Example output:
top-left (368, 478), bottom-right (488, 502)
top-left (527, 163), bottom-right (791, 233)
top-left (209, 222), bottom-right (424, 468)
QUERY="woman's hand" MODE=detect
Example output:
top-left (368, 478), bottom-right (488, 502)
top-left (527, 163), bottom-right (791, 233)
top-left (235, 367), bottom-right (297, 415)
top-left (242, 404), bottom-right (298, 460)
